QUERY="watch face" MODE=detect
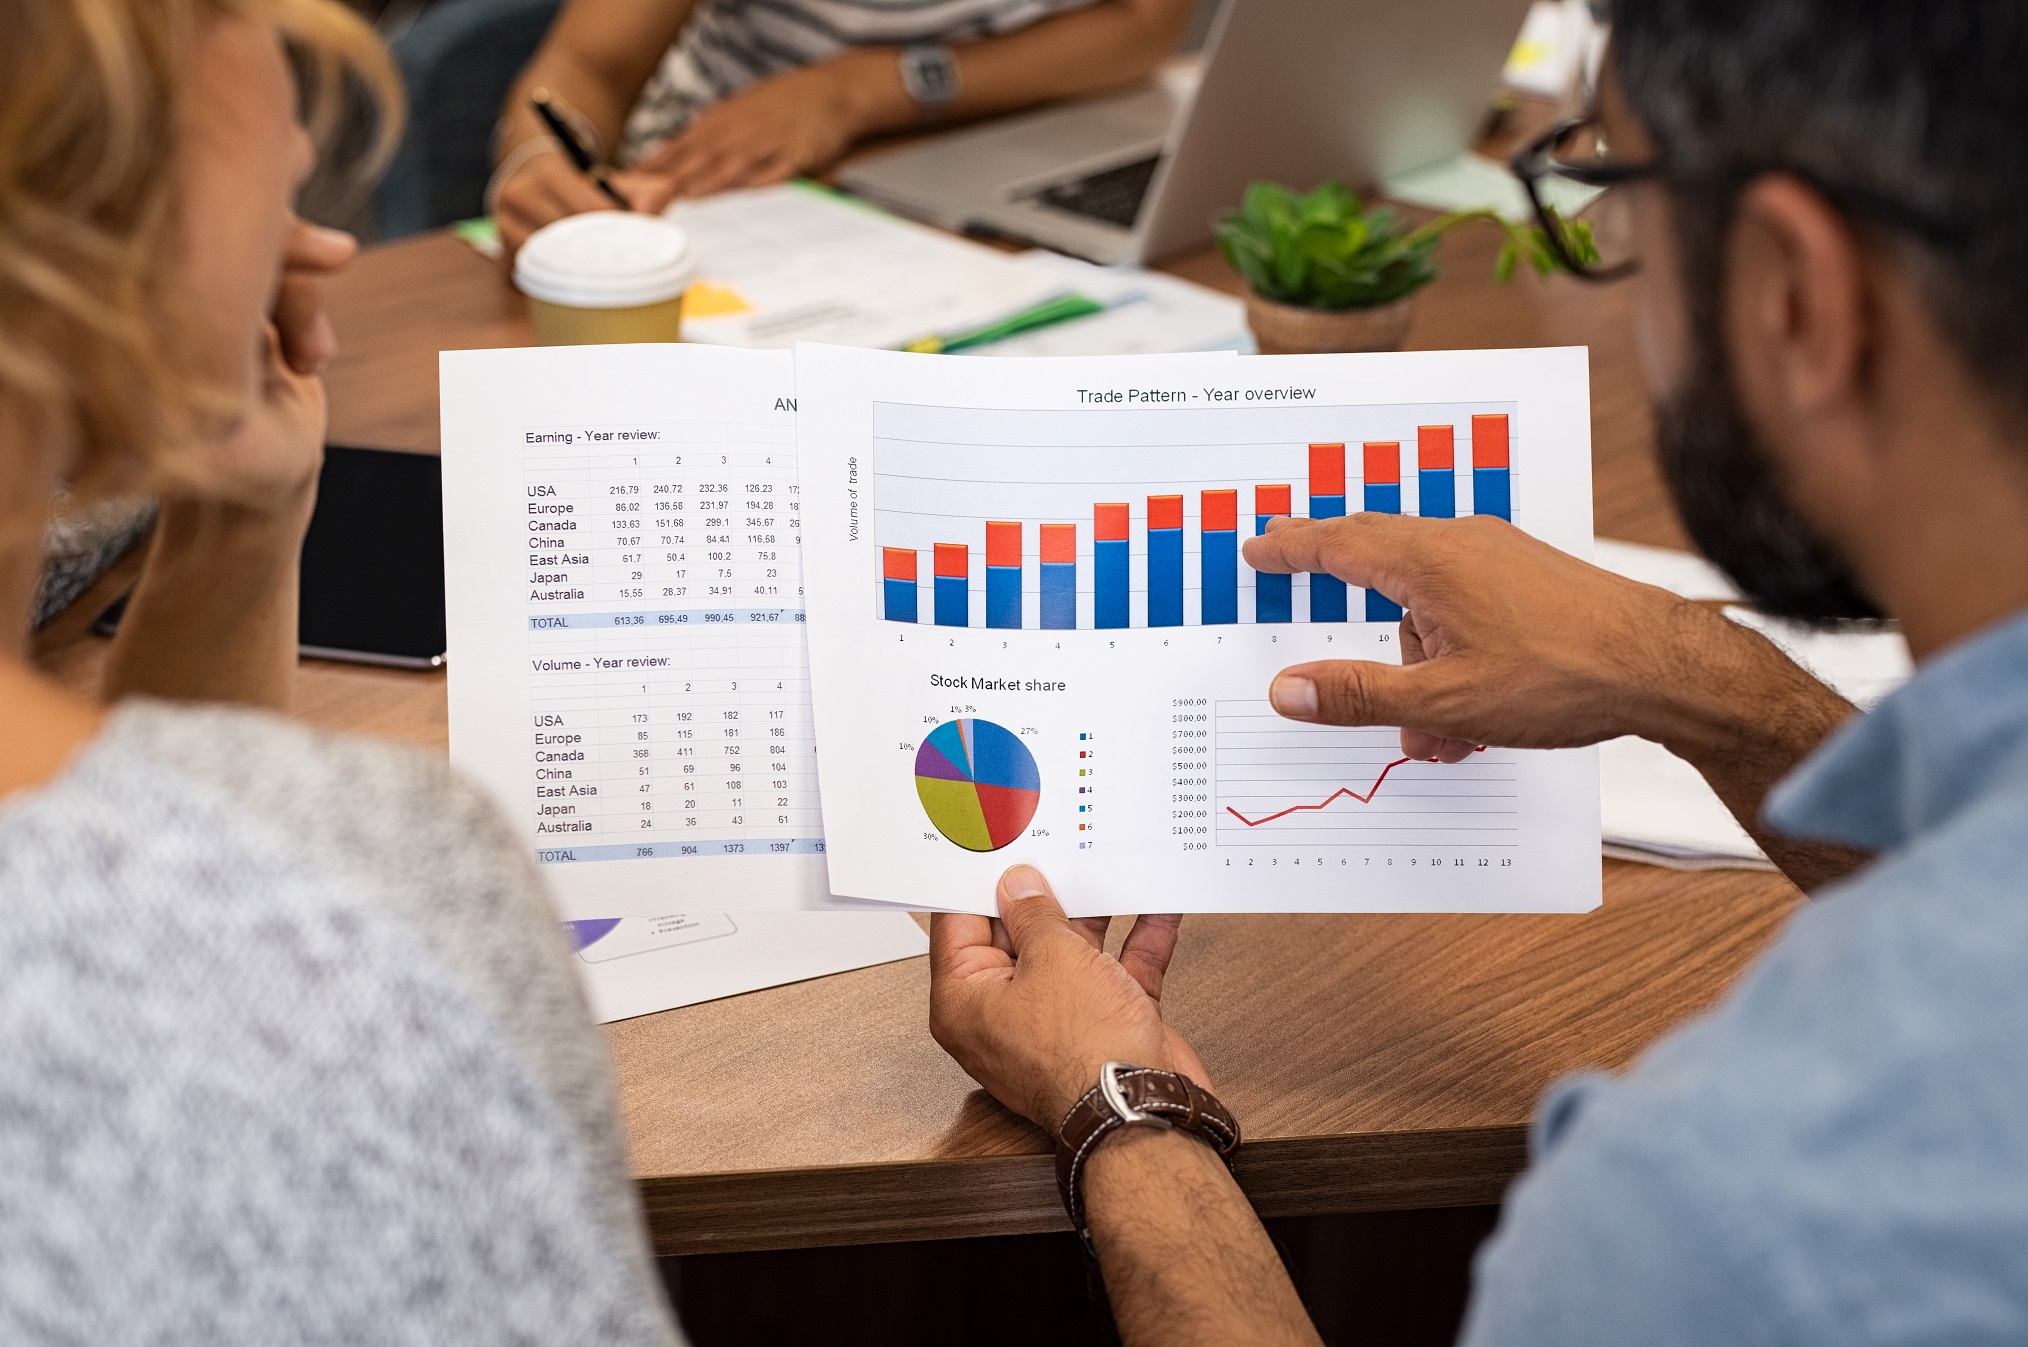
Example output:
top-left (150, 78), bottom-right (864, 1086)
top-left (904, 45), bottom-right (959, 106)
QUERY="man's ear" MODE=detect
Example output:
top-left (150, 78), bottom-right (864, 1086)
top-left (1723, 175), bottom-right (1870, 430)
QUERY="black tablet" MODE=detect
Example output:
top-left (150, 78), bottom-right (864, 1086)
top-left (97, 444), bottom-right (447, 670)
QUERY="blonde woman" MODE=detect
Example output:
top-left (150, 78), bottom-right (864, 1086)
top-left (0, 3), bottom-right (682, 1340)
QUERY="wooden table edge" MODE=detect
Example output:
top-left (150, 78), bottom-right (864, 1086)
top-left (640, 1123), bottom-right (1528, 1255)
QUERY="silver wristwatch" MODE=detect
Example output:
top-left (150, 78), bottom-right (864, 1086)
top-left (899, 43), bottom-right (961, 109)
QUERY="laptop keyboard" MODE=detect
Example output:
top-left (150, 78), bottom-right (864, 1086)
top-left (1029, 156), bottom-right (1162, 228)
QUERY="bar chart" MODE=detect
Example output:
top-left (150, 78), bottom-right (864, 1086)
top-left (873, 401), bottom-right (1517, 630)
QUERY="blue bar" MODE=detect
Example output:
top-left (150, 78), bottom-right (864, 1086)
top-left (1418, 469), bottom-right (1455, 519)
top-left (1474, 468), bottom-right (1511, 520)
top-left (1363, 482), bottom-right (1403, 621)
top-left (1095, 540), bottom-right (1129, 628)
top-left (934, 575), bottom-right (968, 627)
top-left (1148, 528), bottom-right (1184, 626)
top-left (1201, 530), bottom-right (1237, 624)
top-left (883, 577), bottom-right (917, 622)
top-left (1254, 514), bottom-right (1291, 623)
top-left (1308, 494), bottom-right (1346, 622)
top-left (1041, 563), bottom-right (1076, 629)
top-left (986, 567), bottom-right (1021, 629)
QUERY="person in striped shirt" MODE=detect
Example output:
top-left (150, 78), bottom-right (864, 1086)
top-left (491, 0), bottom-right (1190, 249)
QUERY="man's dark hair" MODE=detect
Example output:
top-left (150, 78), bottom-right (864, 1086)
top-left (1614, 0), bottom-right (2028, 411)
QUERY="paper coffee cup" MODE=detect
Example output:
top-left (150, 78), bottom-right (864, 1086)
top-left (514, 213), bottom-right (696, 345)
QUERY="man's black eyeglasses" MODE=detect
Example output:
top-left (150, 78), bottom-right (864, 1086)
top-left (1510, 115), bottom-right (1974, 284)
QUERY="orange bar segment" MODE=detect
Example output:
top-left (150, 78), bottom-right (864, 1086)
top-left (1418, 424), bottom-right (1455, 470)
top-left (1148, 494), bottom-right (1184, 531)
top-left (881, 546), bottom-right (917, 581)
top-left (933, 542), bottom-right (969, 579)
top-left (1362, 442), bottom-right (1401, 486)
top-left (1201, 489), bottom-right (1238, 532)
top-left (1040, 523), bottom-right (1077, 564)
top-left (1255, 484), bottom-right (1292, 516)
top-left (1472, 414), bottom-right (1510, 468)
top-left (1308, 443), bottom-right (1346, 496)
top-left (1095, 502), bottom-right (1130, 542)
top-left (985, 521), bottom-right (1021, 569)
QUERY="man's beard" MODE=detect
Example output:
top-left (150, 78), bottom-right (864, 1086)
top-left (1656, 340), bottom-right (1885, 623)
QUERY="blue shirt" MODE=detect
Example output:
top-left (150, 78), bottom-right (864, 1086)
top-left (1461, 608), bottom-right (2028, 1346)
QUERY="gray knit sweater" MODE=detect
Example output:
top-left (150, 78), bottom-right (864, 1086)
top-left (0, 700), bottom-right (685, 1346)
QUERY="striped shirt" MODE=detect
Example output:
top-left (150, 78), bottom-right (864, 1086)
top-left (619, 0), bottom-right (1097, 163)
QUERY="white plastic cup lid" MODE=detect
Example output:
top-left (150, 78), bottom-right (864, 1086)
top-left (514, 213), bottom-right (695, 308)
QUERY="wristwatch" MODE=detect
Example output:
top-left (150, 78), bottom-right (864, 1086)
top-left (1055, 1062), bottom-right (1241, 1252)
top-left (899, 43), bottom-right (962, 110)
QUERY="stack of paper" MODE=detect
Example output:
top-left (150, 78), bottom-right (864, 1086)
top-left (969, 252), bottom-right (1249, 357)
top-left (559, 913), bottom-right (925, 1024)
top-left (665, 183), bottom-right (1063, 350)
top-left (1591, 538), bottom-right (1913, 870)
top-left (1725, 608), bottom-right (1915, 712)
top-left (664, 182), bottom-right (1247, 358)
top-left (1590, 536), bottom-right (1740, 602)
top-left (1501, 0), bottom-right (1605, 98)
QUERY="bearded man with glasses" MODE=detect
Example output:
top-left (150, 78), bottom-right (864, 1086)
top-left (925, 2), bottom-right (2028, 1343)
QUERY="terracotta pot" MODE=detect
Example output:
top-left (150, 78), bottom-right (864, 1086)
top-left (1244, 290), bottom-right (1417, 354)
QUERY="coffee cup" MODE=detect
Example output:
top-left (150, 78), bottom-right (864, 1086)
top-left (514, 213), bottom-right (695, 345)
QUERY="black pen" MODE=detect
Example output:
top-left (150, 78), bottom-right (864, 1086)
top-left (530, 88), bottom-right (632, 210)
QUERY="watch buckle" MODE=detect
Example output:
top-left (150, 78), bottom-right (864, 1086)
top-left (1098, 1061), bottom-right (1172, 1128)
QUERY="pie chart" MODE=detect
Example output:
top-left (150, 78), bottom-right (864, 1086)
top-left (915, 718), bottom-right (1041, 852)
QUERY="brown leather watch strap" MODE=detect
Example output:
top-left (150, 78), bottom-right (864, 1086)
top-left (1054, 1063), bottom-right (1241, 1252)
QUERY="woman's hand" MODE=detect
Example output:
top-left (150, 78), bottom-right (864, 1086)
top-left (615, 53), bottom-right (901, 209)
top-left (271, 217), bottom-right (357, 375)
top-left (495, 59), bottom-right (870, 246)
top-left (186, 215), bottom-right (348, 512)
top-left (102, 218), bottom-right (347, 711)
top-left (495, 148), bottom-right (625, 253)
top-left (198, 318), bottom-right (327, 515)
top-left (929, 865), bottom-right (1205, 1134)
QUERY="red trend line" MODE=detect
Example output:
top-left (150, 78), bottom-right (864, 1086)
top-left (1224, 757), bottom-right (1417, 827)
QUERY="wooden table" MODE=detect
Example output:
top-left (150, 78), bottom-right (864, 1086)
top-left (36, 222), bottom-right (1802, 1258)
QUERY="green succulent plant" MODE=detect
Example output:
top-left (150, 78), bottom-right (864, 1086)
top-left (1215, 179), bottom-right (1600, 312)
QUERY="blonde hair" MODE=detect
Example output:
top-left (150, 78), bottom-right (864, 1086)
top-left (0, 0), bottom-right (402, 497)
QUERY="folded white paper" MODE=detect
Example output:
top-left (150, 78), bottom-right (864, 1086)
top-left (561, 912), bottom-right (927, 1023)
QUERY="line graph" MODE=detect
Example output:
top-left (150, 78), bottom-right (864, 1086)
top-left (1214, 702), bottom-right (1518, 847)
top-left (1223, 757), bottom-right (1415, 826)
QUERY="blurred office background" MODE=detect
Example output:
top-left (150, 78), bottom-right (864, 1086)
top-left (296, 2), bottom-right (1572, 1342)
top-left (303, 0), bottom-right (1235, 242)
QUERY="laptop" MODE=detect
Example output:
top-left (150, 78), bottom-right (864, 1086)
top-left (839, 0), bottom-right (1534, 265)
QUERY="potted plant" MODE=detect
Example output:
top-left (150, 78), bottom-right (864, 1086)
top-left (1216, 180), bottom-right (1596, 354)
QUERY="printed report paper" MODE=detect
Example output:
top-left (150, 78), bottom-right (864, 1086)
top-left (559, 911), bottom-right (928, 1023)
top-left (665, 183), bottom-right (1062, 351)
top-left (796, 345), bottom-right (1603, 916)
top-left (442, 343), bottom-right (858, 915)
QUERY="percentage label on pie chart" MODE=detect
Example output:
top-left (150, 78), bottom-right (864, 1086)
top-left (915, 718), bottom-right (1041, 852)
